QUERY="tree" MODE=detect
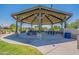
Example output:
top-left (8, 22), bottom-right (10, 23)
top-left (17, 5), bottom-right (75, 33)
top-left (10, 24), bottom-right (16, 32)
top-left (75, 19), bottom-right (79, 28)
top-left (34, 26), bottom-right (39, 31)
top-left (53, 26), bottom-right (61, 31)
top-left (67, 19), bottom-right (79, 29)
top-left (75, 19), bottom-right (79, 24)
top-left (41, 27), bottom-right (47, 31)
top-left (50, 26), bottom-right (61, 31)
top-left (67, 22), bottom-right (78, 29)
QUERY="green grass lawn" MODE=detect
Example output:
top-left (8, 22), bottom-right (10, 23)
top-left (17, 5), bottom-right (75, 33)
top-left (0, 40), bottom-right (42, 55)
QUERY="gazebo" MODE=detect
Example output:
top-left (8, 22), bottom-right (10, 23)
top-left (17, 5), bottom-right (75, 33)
top-left (12, 5), bottom-right (72, 35)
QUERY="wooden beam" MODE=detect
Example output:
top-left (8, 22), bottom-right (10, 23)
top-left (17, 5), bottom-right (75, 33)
top-left (31, 17), bottom-right (37, 23)
top-left (48, 14), bottom-right (63, 21)
top-left (31, 14), bottom-right (39, 24)
top-left (13, 8), bottom-right (39, 16)
top-left (41, 8), bottom-right (69, 16)
top-left (20, 14), bottom-right (35, 21)
top-left (45, 15), bottom-right (53, 24)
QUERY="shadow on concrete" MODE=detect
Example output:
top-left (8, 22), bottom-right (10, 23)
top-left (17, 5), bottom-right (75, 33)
top-left (4, 33), bottom-right (75, 47)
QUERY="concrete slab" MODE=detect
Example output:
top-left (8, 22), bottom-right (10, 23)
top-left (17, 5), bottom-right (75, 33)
top-left (0, 33), bottom-right (79, 55)
top-left (47, 41), bottom-right (79, 55)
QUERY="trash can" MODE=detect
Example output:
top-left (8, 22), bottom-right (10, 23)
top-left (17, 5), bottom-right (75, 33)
top-left (64, 32), bottom-right (71, 39)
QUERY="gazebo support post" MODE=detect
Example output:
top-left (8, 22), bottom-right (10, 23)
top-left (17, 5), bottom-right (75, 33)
top-left (51, 24), bottom-right (53, 30)
top-left (31, 23), bottom-right (33, 29)
top-left (61, 22), bottom-right (63, 30)
top-left (38, 13), bottom-right (42, 33)
top-left (60, 22), bottom-right (64, 35)
top-left (20, 21), bottom-right (22, 33)
top-left (51, 24), bottom-right (54, 35)
top-left (64, 21), bottom-right (67, 28)
top-left (15, 21), bottom-right (18, 34)
top-left (38, 11), bottom-right (42, 39)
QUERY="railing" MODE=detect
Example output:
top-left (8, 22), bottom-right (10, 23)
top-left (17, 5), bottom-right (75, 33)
top-left (26, 30), bottom-right (64, 36)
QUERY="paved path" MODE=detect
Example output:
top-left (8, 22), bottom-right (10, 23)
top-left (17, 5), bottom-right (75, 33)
top-left (47, 41), bottom-right (79, 55)
top-left (0, 33), bottom-right (79, 55)
top-left (37, 40), bottom-right (79, 55)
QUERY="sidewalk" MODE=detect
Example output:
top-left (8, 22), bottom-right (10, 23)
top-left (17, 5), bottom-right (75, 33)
top-left (37, 40), bottom-right (79, 55)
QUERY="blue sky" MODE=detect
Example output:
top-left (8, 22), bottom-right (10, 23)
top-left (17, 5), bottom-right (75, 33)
top-left (0, 4), bottom-right (79, 27)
